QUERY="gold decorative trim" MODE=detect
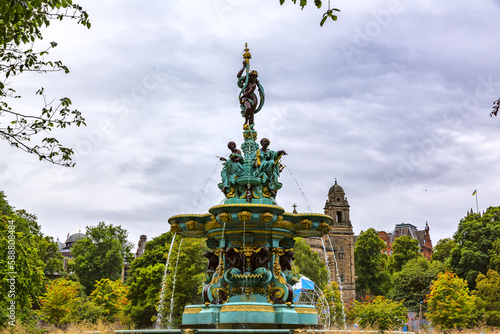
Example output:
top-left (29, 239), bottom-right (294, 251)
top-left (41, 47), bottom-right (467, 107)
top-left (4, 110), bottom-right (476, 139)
top-left (226, 186), bottom-right (236, 198)
top-left (186, 220), bottom-right (198, 230)
top-left (169, 213), bottom-right (211, 220)
top-left (205, 215), bottom-right (223, 231)
top-left (294, 307), bottom-right (318, 314)
top-left (207, 229), bottom-right (292, 239)
top-left (260, 212), bottom-right (274, 223)
top-left (210, 204), bottom-right (284, 211)
top-left (183, 308), bottom-right (202, 314)
top-left (271, 216), bottom-right (295, 230)
top-left (237, 211), bottom-right (252, 222)
top-left (218, 212), bottom-right (232, 223)
top-left (220, 305), bottom-right (274, 313)
top-left (299, 219), bottom-right (313, 230)
top-left (170, 223), bottom-right (182, 233)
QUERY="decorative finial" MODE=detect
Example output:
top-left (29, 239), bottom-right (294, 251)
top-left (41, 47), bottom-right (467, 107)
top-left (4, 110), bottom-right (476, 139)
top-left (243, 43), bottom-right (252, 65)
top-left (292, 204), bottom-right (298, 214)
top-left (335, 177), bottom-right (337, 184)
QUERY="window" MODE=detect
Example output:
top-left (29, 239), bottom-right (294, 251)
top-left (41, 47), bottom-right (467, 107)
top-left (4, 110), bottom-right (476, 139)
top-left (336, 211), bottom-right (342, 223)
top-left (339, 274), bottom-right (344, 283)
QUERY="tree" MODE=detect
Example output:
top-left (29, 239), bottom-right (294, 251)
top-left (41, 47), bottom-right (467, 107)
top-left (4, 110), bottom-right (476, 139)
top-left (490, 97), bottom-right (500, 117)
top-left (450, 207), bottom-right (500, 289)
top-left (425, 271), bottom-right (477, 330)
top-left (473, 269), bottom-right (500, 327)
top-left (156, 237), bottom-right (208, 327)
top-left (70, 222), bottom-right (133, 294)
top-left (37, 278), bottom-right (86, 326)
top-left (0, 191), bottom-right (47, 326)
top-left (346, 296), bottom-right (407, 331)
top-left (293, 237), bottom-right (329, 290)
top-left (354, 228), bottom-right (390, 298)
top-left (489, 238), bottom-right (500, 272)
top-left (0, 1), bottom-right (90, 166)
top-left (279, 0), bottom-right (341, 26)
top-left (125, 232), bottom-right (173, 328)
top-left (90, 278), bottom-right (129, 324)
top-left (432, 237), bottom-right (456, 264)
top-left (126, 232), bottom-right (208, 328)
top-left (388, 257), bottom-right (445, 313)
top-left (38, 235), bottom-right (64, 275)
top-left (388, 235), bottom-right (422, 273)
top-left (321, 281), bottom-right (345, 328)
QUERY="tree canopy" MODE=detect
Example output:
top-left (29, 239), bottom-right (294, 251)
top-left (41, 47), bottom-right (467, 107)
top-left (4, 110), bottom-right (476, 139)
top-left (0, 191), bottom-right (61, 325)
top-left (126, 232), bottom-right (208, 328)
top-left (425, 271), bottom-right (477, 330)
top-left (432, 237), bottom-right (456, 264)
top-left (71, 222), bottom-right (133, 294)
top-left (450, 206), bottom-right (500, 289)
top-left (388, 235), bottom-right (422, 273)
top-left (388, 257), bottom-right (445, 313)
top-left (347, 296), bottom-right (407, 331)
top-left (293, 237), bottom-right (329, 290)
top-left (354, 228), bottom-right (390, 298)
top-left (0, 0), bottom-right (90, 166)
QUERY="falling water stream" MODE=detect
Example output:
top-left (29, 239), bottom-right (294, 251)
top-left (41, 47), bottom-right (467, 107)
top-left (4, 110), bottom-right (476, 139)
top-left (320, 237), bottom-right (332, 284)
top-left (156, 233), bottom-right (177, 329)
top-left (326, 234), bottom-right (347, 327)
top-left (168, 237), bottom-right (184, 326)
top-left (286, 168), bottom-right (312, 213)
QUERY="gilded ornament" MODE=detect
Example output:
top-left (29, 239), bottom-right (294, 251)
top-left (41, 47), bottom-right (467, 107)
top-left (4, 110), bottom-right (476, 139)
top-left (226, 186), bottom-right (236, 198)
top-left (271, 217), bottom-right (295, 231)
top-left (299, 219), bottom-right (313, 230)
top-left (205, 215), bottom-right (223, 231)
top-left (294, 308), bottom-right (318, 314)
top-left (260, 212), bottom-right (274, 223)
top-left (267, 284), bottom-right (285, 304)
top-left (183, 308), bottom-right (202, 314)
top-left (237, 211), bottom-right (252, 222)
top-left (186, 220), bottom-right (198, 230)
top-left (182, 329), bottom-right (195, 334)
top-left (243, 130), bottom-right (258, 140)
top-left (220, 305), bottom-right (274, 313)
top-left (218, 212), bottom-right (232, 223)
top-left (170, 223), bottom-right (182, 234)
top-left (318, 222), bottom-right (331, 234)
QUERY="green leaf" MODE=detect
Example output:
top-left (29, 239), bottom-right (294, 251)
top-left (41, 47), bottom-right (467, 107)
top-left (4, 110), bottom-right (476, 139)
top-left (320, 14), bottom-right (328, 27)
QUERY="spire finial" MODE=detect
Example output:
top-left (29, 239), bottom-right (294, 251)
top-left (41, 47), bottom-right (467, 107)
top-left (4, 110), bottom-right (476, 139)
top-left (335, 177), bottom-right (337, 185)
top-left (243, 43), bottom-right (252, 65)
top-left (292, 203), bottom-right (298, 214)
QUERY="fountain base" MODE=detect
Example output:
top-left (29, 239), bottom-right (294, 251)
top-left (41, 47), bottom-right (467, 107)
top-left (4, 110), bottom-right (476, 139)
top-left (181, 301), bottom-right (319, 329)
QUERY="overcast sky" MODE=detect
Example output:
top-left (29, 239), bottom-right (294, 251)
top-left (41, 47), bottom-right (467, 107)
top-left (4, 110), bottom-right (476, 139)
top-left (2, 0), bottom-right (500, 250)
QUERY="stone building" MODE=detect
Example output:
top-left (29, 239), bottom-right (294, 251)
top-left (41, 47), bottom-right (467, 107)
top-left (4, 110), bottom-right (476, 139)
top-left (305, 180), bottom-right (356, 303)
top-left (378, 222), bottom-right (433, 259)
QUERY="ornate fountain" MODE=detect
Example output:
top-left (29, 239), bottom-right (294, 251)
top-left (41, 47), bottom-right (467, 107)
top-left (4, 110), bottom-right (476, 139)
top-left (167, 44), bottom-right (333, 329)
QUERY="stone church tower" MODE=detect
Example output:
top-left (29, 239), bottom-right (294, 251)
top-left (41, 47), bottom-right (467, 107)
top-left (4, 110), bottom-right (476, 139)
top-left (305, 180), bottom-right (356, 303)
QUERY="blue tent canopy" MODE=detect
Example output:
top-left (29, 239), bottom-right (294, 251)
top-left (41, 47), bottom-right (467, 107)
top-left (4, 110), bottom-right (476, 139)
top-left (293, 276), bottom-right (316, 302)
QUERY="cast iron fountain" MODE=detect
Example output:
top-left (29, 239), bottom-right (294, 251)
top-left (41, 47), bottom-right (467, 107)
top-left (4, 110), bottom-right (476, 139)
top-left (167, 44), bottom-right (333, 330)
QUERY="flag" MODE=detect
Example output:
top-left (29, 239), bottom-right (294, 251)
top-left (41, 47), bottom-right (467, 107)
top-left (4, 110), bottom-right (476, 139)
top-left (472, 189), bottom-right (477, 196)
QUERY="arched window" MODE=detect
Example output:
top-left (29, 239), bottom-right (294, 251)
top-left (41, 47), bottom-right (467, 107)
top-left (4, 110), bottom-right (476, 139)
top-left (336, 211), bottom-right (342, 223)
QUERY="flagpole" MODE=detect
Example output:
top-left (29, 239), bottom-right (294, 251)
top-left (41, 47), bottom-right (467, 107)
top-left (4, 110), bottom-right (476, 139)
top-left (476, 192), bottom-right (479, 214)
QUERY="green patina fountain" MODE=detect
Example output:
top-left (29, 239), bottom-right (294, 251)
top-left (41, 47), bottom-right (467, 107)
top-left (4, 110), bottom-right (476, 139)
top-left (168, 44), bottom-right (333, 329)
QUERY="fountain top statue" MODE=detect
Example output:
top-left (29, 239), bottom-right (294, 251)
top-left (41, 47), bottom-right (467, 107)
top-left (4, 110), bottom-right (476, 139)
top-left (167, 44), bottom-right (333, 330)
top-left (237, 43), bottom-right (265, 127)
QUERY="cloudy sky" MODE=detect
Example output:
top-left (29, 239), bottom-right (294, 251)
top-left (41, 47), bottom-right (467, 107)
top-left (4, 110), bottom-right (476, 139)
top-left (2, 0), bottom-right (500, 249)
